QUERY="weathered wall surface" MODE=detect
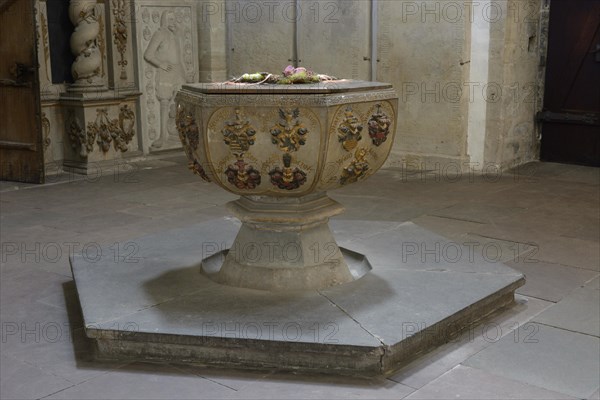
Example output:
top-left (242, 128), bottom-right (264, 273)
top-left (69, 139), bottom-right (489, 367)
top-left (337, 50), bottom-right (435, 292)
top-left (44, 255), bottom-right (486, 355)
top-left (484, 0), bottom-right (544, 170)
top-left (377, 0), bottom-right (471, 170)
top-left (298, 0), bottom-right (371, 81)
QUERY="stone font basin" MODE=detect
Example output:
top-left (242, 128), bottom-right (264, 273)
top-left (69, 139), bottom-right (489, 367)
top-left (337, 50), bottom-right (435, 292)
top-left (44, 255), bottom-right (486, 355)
top-left (175, 80), bottom-right (398, 290)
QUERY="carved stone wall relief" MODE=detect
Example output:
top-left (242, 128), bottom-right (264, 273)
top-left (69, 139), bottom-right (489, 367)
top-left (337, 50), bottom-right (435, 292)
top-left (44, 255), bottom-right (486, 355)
top-left (41, 112), bottom-right (51, 151)
top-left (66, 111), bottom-right (93, 157)
top-left (67, 106), bottom-right (135, 157)
top-left (87, 106), bottom-right (135, 153)
top-left (111, 0), bottom-right (128, 80)
top-left (137, 2), bottom-right (198, 153)
top-left (34, 0), bottom-right (54, 97)
top-left (39, 7), bottom-right (50, 82)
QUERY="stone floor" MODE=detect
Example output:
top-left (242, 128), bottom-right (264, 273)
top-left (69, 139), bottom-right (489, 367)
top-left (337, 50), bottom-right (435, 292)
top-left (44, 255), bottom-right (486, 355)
top-left (1, 155), bottom-right (598, 400)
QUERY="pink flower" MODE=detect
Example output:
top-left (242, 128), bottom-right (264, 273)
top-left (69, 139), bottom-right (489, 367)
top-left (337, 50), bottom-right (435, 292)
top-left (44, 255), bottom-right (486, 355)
top-left (283, 65), bottom-right (295, 76)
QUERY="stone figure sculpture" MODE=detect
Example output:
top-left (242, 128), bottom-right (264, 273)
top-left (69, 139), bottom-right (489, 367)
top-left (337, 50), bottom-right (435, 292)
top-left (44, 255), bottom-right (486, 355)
top-left (143, 10), bottom-right (191, 149)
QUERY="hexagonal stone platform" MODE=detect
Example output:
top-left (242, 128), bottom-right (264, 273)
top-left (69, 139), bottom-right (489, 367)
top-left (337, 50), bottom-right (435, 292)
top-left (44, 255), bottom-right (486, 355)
top-left (71, 218), bottom-right (524, 376)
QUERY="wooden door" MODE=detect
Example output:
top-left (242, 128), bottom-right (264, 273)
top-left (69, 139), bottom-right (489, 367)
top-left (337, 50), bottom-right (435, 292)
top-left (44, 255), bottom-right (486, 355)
top-left (0, 0), bottom-right (44, 183)
top-left (539, 0), bottom-right (600, 166)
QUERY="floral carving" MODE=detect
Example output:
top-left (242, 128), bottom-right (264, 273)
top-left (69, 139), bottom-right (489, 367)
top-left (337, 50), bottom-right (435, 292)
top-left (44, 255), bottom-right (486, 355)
top-left (224, 158), bottom-right (261, 190)
top-left (86, 106), bottom-right (136, 153)
top-left (270, 108), bottom-right (307, 153)
top-left (340, 148), bottom-right (369, 185)
top-left (39, 11), bottom-right (50, 81)
top-left (269, 153), bottom-right (307, 190)
top-left (368, 104), bottom-right (392, 146)
top-left (41, 112), bottom-right (51, 150)
top-left (188, 159), bottom-right (210, 182)
top-left (176, 104), bottom-right (199, 151)
top-left (337, 107), bottom-right (363, 152)
top-left (67, 111), bottom-right (94, 157)
top-left (176, 104), bottom-right (210, 182)
top-left (97, 12), bottom-right (106, 78)
top-left (222, 109), bottom-right (256, 156)
top-left (112, 0), bottom-right (128, 80)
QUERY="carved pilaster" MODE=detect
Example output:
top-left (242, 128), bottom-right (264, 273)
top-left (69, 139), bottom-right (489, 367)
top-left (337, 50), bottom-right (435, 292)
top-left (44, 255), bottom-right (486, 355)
top-left (111, 0), bottom-right (128, 81)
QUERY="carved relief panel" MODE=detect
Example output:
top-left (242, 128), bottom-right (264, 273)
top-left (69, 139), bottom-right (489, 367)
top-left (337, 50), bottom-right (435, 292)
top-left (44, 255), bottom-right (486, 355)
top-left (205, 106), bottom-right (322, 195)
top-left (135, 0), bottom-right (198, 154)
top-left (34, 0), bottom-right (53, 96)
top-left (107, 0), bottom-right (137, 91)
top-left (319, 100), bottom-right (396, 188)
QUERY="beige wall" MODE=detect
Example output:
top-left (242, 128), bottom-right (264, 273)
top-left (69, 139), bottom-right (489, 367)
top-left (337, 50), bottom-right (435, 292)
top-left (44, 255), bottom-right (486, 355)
top-left (377, 0), bottom-right (472, 170)
top-left (483, 0), bottom-right (544, 170)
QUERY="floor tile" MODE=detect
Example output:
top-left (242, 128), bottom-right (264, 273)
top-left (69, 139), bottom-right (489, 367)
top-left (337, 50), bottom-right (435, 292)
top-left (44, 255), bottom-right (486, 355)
top-left (429, 203), bottom-right (527, 224)
top-left (533, 277), bottom-right (600, 337)
top-left (410, 214), bottom-right (485, 242)
top-left (471, 224), bottom-right (600, 271)
top-left (45, 362), bottom-right (235, 399)
top-left (0, 353), bottom-right (73, 400)
top-left (464, 324), bottom-right (600, 398)
top-left (405, 365), bottom-right (575, 399)
top-left (389, 295), bottom-right (552, 389)
top-left (170, 364), bottom-right (272, 391)
top-left (225, 372), bottom-right (414, 399)
top-left (506, 259), bottom-right (599, 302)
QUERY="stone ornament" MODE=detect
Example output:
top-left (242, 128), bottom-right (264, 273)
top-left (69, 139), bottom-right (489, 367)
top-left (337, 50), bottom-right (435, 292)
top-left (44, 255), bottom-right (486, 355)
top-left (86, 106), bottom-right (135, 153)
top-left (324, 100), bottom-right (396, 186)
top-left (270, 108), bottom-right (308, 153)
top-left (222, 109), bottom-right (256, 156)
top-left (41, 112), bottom-right (51, 151)
top-left (368, 104), bottom-right (392, 146)
top-left (39, 8), bottom-right (51, 82)
top-left (337, 107), bottom-right (363, 152)
top-left (224, 158), bottom-right (261, 190)
top-left (268, 108), bottom-right (309, 190)
top-left (269, 153), bottom-right (307, 190)
top-left (175, 104), bottom-right (210, 182)
top-left (340, 148), bottom-right (370, 185)
top-left (66, 111), bottom-right (93, 157)
top-left (175, 104), bottom-right (199, 151)
top-left (188, 159), bottom-right (210, 182)
top-left (111, 0), bottom-right (128, 80)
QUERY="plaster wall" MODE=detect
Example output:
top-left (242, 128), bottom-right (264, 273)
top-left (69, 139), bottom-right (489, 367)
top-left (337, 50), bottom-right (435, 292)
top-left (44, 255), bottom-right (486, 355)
top-left (483, 0), bottom-right (544, 170)
top-left (376, 0), bottom-right (471, 170)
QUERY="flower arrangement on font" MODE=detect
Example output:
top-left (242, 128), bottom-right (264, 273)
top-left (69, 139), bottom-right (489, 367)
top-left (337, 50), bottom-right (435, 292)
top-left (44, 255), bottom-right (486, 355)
top-left (229, 65), bottom-right (338, 85)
